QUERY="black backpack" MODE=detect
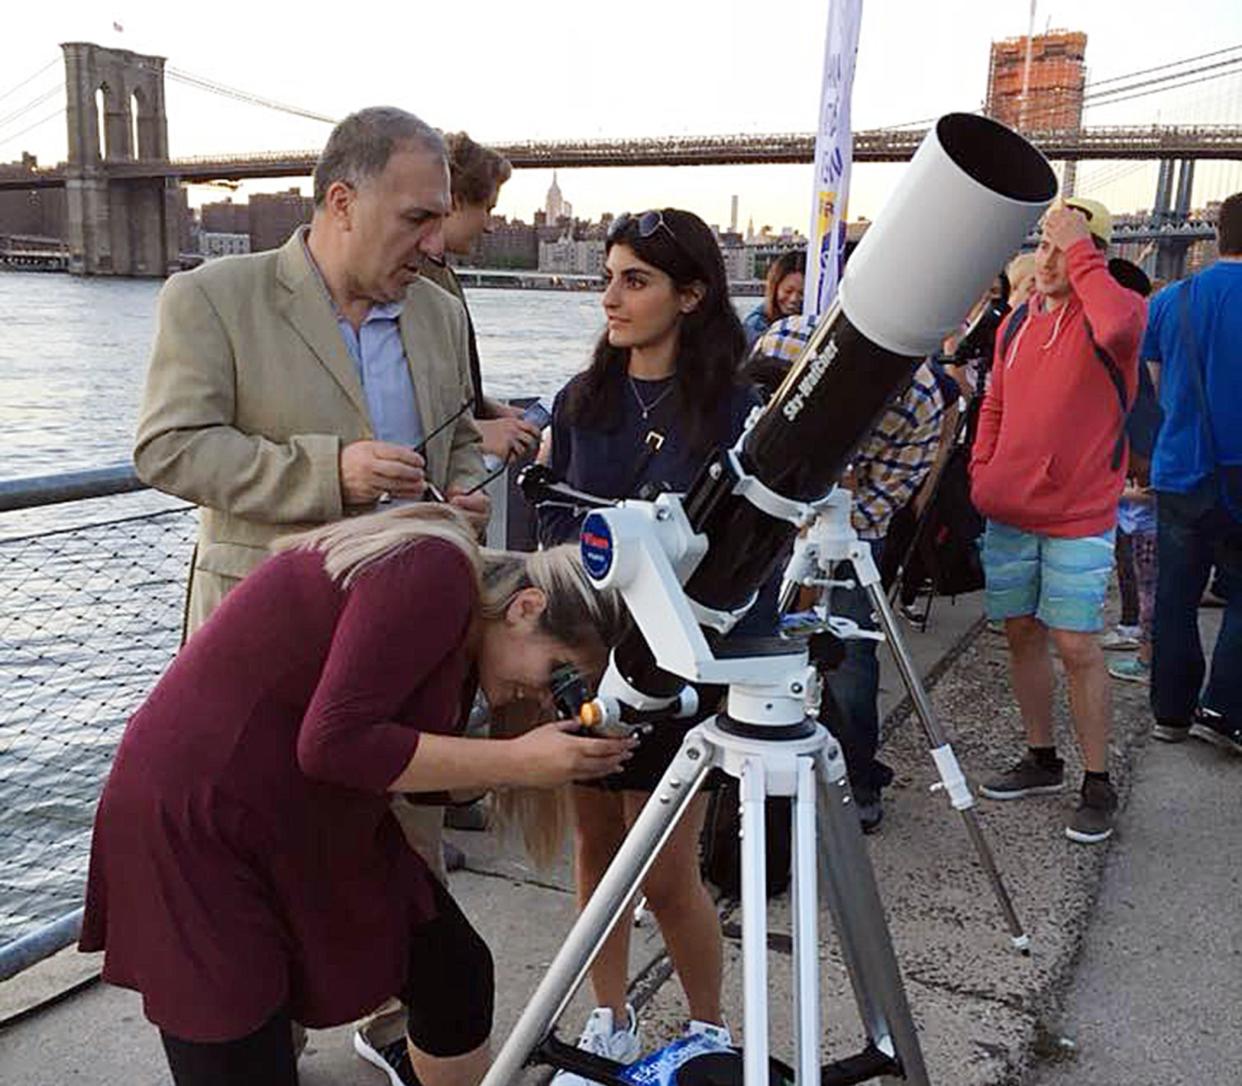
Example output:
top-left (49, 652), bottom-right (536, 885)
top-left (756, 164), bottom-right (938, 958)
top-left (881, 426), bottom-right (986, 601)
top-left (700, 779), bottom-right (792, 901)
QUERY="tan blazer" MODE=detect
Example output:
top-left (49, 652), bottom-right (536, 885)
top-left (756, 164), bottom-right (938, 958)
top-left (134, 229), bottom-right (485, 631)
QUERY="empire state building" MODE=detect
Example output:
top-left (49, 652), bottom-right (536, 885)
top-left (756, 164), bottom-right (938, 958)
top-left (545, 171), bottom-right (571, 223)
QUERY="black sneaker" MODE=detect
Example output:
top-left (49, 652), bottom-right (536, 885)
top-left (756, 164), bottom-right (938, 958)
top-left (354, 1029), bottom-right (422, 1086)
top-left (1189, 708), bottom-right (1242, 755)
top-left (856, 796), bottom-right (884, 835)
top-left (980, 754), bottom-right (1065, 800)
top-left (1066, 777), bottom-right (1118, 844)
top-left (1153, 720), bottom-right (1191, 743)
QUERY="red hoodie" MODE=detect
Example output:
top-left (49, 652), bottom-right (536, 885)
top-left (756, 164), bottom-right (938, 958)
top-left (970, 239), bottom-right (1147, 538)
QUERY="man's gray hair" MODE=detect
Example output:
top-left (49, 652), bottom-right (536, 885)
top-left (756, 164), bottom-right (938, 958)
top-left (313, 107), bottom-right (446, 206)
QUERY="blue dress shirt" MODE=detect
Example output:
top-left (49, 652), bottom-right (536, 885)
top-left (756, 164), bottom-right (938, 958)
top-left (335, 302), bottom-right (424, 449)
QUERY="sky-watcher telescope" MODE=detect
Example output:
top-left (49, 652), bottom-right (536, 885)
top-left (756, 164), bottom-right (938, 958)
top-left (491, 113), bottom-right (1058, 1086)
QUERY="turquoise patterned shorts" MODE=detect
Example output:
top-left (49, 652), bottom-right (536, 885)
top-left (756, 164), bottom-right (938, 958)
top-left (981, 521), bottom-right (1115, 633)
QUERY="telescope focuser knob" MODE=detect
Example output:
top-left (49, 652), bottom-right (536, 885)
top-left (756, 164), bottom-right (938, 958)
top-left (578, 702), bottom-right (605, 729)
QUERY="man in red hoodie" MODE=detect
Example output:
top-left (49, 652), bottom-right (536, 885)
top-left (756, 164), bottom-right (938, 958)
top-left (970, 198), bottom-right (1146, 845)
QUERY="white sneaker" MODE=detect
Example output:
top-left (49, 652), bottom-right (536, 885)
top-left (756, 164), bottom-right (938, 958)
top-left (551, 1005), bottom-right (642, 1085)
top-left (685, 1019), bottom-right (734, 1047)
top-left (1100, 625), bottom-right (1140, 651)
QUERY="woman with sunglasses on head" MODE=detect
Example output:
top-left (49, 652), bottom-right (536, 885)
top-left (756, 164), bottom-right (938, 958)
top-left (538, 208), bottom-right (765, 1079)
top-left (80, 503), bottom-right (634, 1086)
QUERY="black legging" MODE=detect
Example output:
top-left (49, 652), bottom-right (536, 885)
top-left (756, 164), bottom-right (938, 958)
top-left (1115, 529), bottom-right (1140, 628)
top-left (161, 1008), bottom-right (298, 1086)
top-left (160, 878), bottom-right (494, 1084)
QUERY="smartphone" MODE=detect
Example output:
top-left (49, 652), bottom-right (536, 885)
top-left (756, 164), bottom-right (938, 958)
top-left (521, 398), bottom-right (553, 430)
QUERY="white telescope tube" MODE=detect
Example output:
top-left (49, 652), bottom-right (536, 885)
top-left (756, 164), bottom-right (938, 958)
top-left (839, 113), bottom-right (1057, 358)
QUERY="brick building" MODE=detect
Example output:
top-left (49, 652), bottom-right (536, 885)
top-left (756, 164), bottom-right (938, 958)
top-left (986, 30), bottom-right (1087, 133)
top-left (249, 188), bottom-right (314, 252)
top-left (200, 198), bottom-right (249, 236)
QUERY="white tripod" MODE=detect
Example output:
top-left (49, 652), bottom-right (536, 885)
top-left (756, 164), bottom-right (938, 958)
top-left (481, 483), bottom-right (964, 1085)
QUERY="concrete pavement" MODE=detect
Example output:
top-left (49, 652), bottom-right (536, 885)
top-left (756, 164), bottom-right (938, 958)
top-left (4, 594), bottom-right (1233, 1085)
top-left (1031, 609), bottom-right (1242, 1086)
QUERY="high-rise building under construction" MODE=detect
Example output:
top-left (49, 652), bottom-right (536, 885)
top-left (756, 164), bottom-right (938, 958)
top-left (986, 30), bottom-right (1087, 133)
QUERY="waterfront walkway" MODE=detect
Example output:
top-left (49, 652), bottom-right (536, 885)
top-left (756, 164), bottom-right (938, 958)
top-left (2, 597), bottom-right (1238, 1084)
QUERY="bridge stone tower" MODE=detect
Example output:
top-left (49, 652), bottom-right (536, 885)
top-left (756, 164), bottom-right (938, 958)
top-left (62, 42), bottom-right (180, 276)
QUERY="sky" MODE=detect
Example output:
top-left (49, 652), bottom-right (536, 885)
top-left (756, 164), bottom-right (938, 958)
top-left (3, 1), bottom-right (1241, 232)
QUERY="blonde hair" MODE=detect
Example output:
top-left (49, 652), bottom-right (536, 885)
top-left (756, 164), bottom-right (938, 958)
top-left (272, 504), bottom-right (627, 867)
top-left (1006, 252), bottom-right (1036, 305)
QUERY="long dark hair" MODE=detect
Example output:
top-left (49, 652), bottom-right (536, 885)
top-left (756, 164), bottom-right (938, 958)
top-left (563, 208), bottom-right (746, 456)
top-left (762, 250), bottom-right (806, 322)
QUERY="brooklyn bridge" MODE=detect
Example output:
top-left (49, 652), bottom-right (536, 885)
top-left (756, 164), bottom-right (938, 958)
top-left (1, 42), bottom-right (1240, 277)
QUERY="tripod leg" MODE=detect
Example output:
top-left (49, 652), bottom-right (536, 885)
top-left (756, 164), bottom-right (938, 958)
top-left (480, 728), bottom-right (716, 1086)
top-left (863, 578), bottom-right (1030, 952)
top-left (738, 758), bottom-right (771, 1084)
top-left (790, 756), bottom-right (821, 1084)
top-left (814, 742), bottom-right (931, 1086)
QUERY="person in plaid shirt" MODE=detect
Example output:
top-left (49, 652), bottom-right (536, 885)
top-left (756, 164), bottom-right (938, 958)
top-left (749, 314), bottom-right (947, 831)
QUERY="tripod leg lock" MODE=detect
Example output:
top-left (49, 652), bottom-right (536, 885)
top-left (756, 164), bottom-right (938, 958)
top-left (929, 744), bottom-right (975, 811)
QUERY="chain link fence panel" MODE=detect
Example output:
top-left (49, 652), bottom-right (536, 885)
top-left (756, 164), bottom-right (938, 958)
top-left (0, 506), bottom-right (195, 948)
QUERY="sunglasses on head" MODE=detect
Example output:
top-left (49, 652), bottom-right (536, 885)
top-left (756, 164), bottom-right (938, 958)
top-left (607, 209), bottom-right (682, 248)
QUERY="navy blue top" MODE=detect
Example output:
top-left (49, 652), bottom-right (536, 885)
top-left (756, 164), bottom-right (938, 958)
top-left (538, 374), bottom-right (760, 546)
top-left (538, 371), bottom-right (779, 637)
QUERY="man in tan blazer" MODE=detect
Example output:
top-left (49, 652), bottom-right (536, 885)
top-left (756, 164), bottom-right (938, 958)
top-left (135, 107), bottom-right (488, 635)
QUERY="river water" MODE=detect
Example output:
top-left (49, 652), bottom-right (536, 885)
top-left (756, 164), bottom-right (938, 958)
top-left (0, 272), bottom-right (612, 483)
top-left (0, 270), bottom-right (752, 946)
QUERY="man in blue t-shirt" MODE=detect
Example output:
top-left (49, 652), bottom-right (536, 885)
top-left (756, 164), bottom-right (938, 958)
top-left (1142, 191), bottom-right (1242, 753)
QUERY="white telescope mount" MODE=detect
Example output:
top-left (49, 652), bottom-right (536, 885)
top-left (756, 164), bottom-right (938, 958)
top-left (480, 450), bottom-right (1028, 1085)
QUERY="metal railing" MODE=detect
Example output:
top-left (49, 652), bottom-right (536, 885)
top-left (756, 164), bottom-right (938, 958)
top-left (0, 468), bottom-right (194, 980)
top-left (0, 459), bottom-right (533, 982)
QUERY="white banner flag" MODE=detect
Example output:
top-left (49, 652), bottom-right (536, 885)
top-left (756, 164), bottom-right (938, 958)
top-left (805, 0), bottom-right (863, 316)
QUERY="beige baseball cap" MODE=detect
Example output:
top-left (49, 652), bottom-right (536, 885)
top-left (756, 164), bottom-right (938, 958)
top-left (1062, 197), bottom-right (1113, 246)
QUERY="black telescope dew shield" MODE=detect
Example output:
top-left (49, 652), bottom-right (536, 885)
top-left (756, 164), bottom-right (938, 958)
top-left (612, 115), bottom-right (1057, 692)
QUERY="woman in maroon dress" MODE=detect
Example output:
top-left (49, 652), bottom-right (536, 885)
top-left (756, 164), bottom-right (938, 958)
top-left (80, 504), bottom-right (634, 1086)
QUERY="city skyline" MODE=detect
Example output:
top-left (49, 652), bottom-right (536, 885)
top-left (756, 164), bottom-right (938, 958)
top-left (3, 1), bottom-right (1242, 231)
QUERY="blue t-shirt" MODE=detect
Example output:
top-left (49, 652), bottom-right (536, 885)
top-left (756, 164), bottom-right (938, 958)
top-left (1141, 262), bottom-right (1242, 493)
top-left (741, 305), bottom-right (771, 349)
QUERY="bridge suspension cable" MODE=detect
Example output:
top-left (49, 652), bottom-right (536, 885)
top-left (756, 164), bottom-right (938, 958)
top-left (1086, 67), bottom-right (1242, 112)
top-left (165, 67), bottom-right (337, 125)
top-left (1086, 42), bottom-right (1242, 89)
top-left (0, 84), bottom-right (65, 132)
top-left (872, 43), bottom-right (1242, 136)
top-left (0, 105), bottom-right (67, 151)
top-left (0, 58), bottom-right (60, 107)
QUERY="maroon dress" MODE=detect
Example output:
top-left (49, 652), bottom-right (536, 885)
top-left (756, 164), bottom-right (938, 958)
top-left (79, 538), bottom-right (477, 1042)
